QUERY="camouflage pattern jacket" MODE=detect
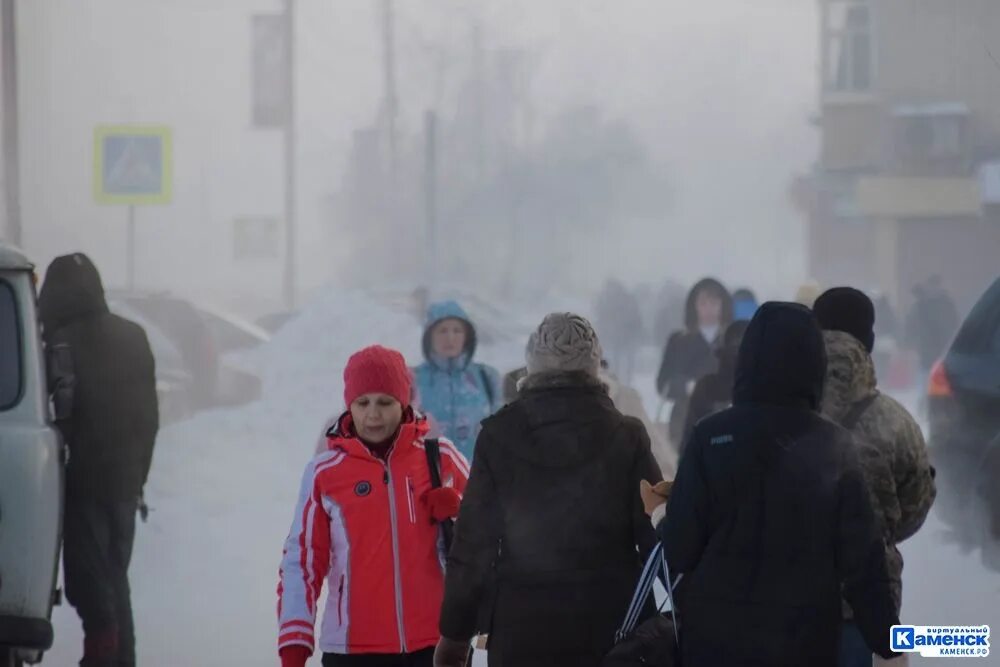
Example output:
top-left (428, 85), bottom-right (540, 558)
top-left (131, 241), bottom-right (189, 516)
top-left (821, 330), bottom-right (937, 615)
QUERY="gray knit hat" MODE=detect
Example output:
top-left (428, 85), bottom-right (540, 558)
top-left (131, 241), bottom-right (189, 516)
top-left (525, 312), bottom-right (603, 377)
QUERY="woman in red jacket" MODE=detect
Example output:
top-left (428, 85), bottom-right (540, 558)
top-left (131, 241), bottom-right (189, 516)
top-left (277, 345), bottom-right (469, 667)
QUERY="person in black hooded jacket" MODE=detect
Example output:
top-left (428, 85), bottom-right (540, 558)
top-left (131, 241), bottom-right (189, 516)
top-left (680, 319), bottom-right (749, 450)
top-left (655, 302), bottom-right (899, 666)
top-left (434, 313), bottom-right (662, 667)
top-left (38, 253), bottom-right (158, 667)
top-left (655, 277), bottom-right (733, 445)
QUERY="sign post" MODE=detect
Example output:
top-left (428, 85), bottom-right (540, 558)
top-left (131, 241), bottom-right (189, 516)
top-left (93, 126), bottom-right (172, 290)
top-left (126, 204), bottom-right (136, 289)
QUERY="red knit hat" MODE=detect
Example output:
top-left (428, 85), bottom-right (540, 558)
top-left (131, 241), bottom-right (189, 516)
top-left (343, 345), bottom-right (412, 408)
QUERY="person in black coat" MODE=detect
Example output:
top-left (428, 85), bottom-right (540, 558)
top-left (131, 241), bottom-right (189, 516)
top-left (905, 275), bottom-right (960, 372)
top-left (654, 302), bottom-right (899, 666)
top-left (680, 319), bottom-right (749, 450)
top-left (595, 279), bottom-right (645, 384)
top-left (38, 253), bottom-right (159, 667)
top-left (655, 277), bottom-right (733, 444)
top-left (434, 313), bottom-right (663, 667)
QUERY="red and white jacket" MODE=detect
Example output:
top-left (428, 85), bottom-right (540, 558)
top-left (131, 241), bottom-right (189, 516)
top-left (277, 411), bottom-right (470, 657)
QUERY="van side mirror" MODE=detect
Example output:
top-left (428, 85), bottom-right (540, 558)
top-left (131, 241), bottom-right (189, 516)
top-left (46, 343), bottom-right (75, 422)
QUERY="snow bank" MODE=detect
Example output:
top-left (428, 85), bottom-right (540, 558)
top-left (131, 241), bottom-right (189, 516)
top-left (49, 288), bottom-right (530, 666)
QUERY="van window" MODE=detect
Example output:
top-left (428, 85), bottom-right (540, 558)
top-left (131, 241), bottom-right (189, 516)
top-left (0, 279), bottom-right (23, 410)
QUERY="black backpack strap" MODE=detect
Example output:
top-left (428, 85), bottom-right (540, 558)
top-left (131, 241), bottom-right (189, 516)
top-left (424, 438), bottom-right (443, 488)
top-left (424, 438), bottom-right (455, 551)
top-left (842, 394), bottom-right (879, 430)
top-left (477, 365), bottom-right (495, 409)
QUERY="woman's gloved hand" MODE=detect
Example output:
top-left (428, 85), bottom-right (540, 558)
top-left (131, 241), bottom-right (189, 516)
top-left (422, 487), bottom-right (462, 522)
top-left (279, 645), bottom-right (310, 667)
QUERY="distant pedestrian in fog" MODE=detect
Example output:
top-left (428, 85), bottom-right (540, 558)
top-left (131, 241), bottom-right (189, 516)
top-left (795, 280), bottom-right (823, 308)
top-left (731, 287), bottom-right (759, 322)
top-left (595, 279), bottom-right (645, 385)
top-left (413, 300), bottom-right (502, 461)
top-left (680, 319), bottom-right (749, 450)
top-left (905, 275), bottom-right (959, 373)
top-left (655, 277), bottom-right (733, 445)
top-left (651, 279), bottom-right (687, 349)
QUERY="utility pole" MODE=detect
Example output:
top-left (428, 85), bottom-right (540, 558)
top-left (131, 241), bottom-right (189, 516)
top-left (382, 0), bottom-right (398, 181)
top-left (282, 0), bottom-right (297, 309)
top-left (472, 20), bottom-right (485, 180)
top-left (424, 110), bottom-right (437, 288)
top-left (1, 0), bottom-right (21, 246)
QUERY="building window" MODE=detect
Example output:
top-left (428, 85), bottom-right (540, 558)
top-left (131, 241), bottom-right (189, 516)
top-left (825, 1), bottom-right (873, 93)
top-left (893, 104), bottom-right (970, 169)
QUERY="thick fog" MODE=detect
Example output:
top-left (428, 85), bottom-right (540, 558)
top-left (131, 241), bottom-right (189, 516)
top-left (3, 1), bottom-right (999, 666)
top-left (12, 0), bottom-right (815, 309)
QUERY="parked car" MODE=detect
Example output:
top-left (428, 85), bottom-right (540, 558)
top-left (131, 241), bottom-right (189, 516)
top-left (255, 310), bottom-right (298, 335)
top-left (0, 244), bottom-right (68, 667)
top-left (107, 300), bottom-right (195, 423)
top-left (979, 430), bottom-right (1000, 571)
top-left (184, 302), bottom-right (267, 407)
top-left (190, 304), bottom-right (270, 353)
top-left (107, 291), bottom-right (218, 408)
top-left (927, 276), bottom-right (1000, 566)
top-left (106, 292), bottom-right (265, 413)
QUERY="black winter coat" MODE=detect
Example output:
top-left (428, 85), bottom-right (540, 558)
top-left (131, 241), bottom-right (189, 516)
top-left (906, 288), bottom-right (960, 370)
top-left (655, 330), bottom-right (717, 401)
top-left (680, 321), bottom-right (750, 449)
top-left (659, 302), bottom-right (899, 666)
top-left (439, 372), bottom-right (662, 667)
top-left (38, 254), bottom-right (159, 502)
top-left (655, 277), bottom-right (733, 401)
top-left (680, 370), bottom-right (731, 449)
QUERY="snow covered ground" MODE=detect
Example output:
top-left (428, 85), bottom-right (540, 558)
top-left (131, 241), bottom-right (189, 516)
top-left (44, 295), bottom-right (1000, 666)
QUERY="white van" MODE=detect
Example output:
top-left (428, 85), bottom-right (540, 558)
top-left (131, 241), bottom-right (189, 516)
top-left (0, 244), bottom-right (67, 666)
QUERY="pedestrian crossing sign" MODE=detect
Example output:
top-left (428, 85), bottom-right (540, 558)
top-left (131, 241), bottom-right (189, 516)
top-left (93, 126), bottom-right (172, 205)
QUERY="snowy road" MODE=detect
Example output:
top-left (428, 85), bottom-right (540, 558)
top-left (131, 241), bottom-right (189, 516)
top-left (43, 300), bottom-right (1000, 666)
top-left (46, 506), bottom-right (1000, 666)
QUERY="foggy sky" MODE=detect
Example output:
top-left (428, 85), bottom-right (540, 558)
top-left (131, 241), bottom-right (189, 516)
top-left (15, 0), bottom-right (816, 311)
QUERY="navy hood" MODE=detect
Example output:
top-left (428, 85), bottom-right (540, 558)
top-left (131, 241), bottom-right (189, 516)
top-left (733, 301), bottom-right (826, 411)
top-left (38, 253), bottom-right (109, 335)
top-left (422, 300), bottom-right (478, 364)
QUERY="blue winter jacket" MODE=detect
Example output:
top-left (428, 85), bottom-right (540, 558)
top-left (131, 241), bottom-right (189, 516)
top-left (413, 301), bottom-right (502, 461)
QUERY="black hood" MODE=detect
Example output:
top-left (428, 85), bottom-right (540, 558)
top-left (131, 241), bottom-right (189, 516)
top-left (732, 302), bottom-right (826, 411)
top-left (684, 277), bottom-right (733, 331)
top-left (38, 253), bottom-right (109, 335)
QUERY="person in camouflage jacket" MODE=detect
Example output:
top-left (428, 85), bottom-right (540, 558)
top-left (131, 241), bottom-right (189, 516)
top-left (815, 288), bottom-right (937, 666)
top-left (821, 329), bottom-right (937, 605)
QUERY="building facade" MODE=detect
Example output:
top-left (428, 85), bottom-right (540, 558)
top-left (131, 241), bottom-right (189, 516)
top-left (803, 0), bottom-right (1000, 315)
